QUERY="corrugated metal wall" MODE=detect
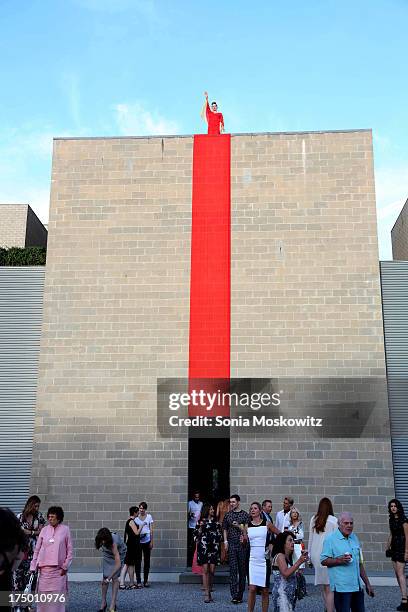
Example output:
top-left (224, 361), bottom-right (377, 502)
top-left (380, 261), bottom-right (408, 509)
top-left (0, 267), bottom-right (44, 512)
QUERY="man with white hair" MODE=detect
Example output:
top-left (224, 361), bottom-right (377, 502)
top-left (321, 511), bottom-right (374, 611)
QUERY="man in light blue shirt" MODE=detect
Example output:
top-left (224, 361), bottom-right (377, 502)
top-left (321, 512), bottom-right (374, 612)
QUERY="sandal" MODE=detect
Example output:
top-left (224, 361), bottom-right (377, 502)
top-left (119, 585), bottom-right (126, 590)
top-left (128, 584), bottom-right (138, 590)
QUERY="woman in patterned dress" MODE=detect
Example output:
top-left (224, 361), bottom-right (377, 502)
top-left (271, 531), bottom-right (308, 612)
top-left (193, 503), bottom-right (223, 603)
top-left (14, 495), bottom-right (46, 593)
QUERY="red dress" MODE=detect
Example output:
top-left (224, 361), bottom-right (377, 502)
top-left (206, 101), bottom-right (224, 135)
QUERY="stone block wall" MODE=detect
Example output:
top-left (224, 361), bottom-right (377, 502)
top-left (0, 203), bottom-right (47, 248)
top-left (31, 131), bottom-right (394, 570)
top-left (392, 198), bottom-right (408, 260)
top-left (0, 204), bottom-right (29, 247)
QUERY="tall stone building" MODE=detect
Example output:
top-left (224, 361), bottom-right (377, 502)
top-left (0, 203), bottom-right (47, 248)
top-left (31, 130), bottom-right (394, 571)
top-left (392, 198), bottom-right (408, 260)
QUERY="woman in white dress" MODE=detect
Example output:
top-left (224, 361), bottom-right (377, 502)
top-left (307, 497), bottom-right (337, 612)
top-left (246, 501), bottom-right (278, 612)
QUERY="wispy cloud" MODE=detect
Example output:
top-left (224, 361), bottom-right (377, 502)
top-left (0, 123), bottom-right (87, 224)
top-left (60, 72), bottom-right (81, 128)
top-left (113, 102), bottom-right (179, 136)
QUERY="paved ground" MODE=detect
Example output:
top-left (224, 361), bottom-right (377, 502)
top-left (67, 581), bottom-right (400, 611)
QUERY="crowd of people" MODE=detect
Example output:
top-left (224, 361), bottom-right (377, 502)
top-left (188, 492), bottom-right (408, 612)
top-left (0, 493), bottom-right (407, 611)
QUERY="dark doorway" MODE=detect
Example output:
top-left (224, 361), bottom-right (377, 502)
top-left (187, 436), bottom-right (230, 566)
top-left (188, 437), bottom-right (230, 503)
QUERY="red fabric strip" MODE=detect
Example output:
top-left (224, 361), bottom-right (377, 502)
top-left (188, 134), bottom-right (231, 417)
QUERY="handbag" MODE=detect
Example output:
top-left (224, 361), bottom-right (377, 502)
top-left (295, 572), bottom-right (307, 600)
top-left (385, 548), bottom-right (393, 558)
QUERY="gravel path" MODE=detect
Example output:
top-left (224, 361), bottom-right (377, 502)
top-left (67, 581), bottom-right (399, 611)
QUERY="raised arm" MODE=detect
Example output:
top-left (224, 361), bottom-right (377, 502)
top-left (321, 537), bottom-right (349, 568)
top-left (276, 551), bottom-right (308, 578)
top-left (201, 91), bottom-right (210, 122)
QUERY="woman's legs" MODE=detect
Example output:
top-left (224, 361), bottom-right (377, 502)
top-left (127, 564), bottom-right (135, 586)
top-left (110, 577), bottom-right (120, 611)
top-left (209, 563), bottom-right (215, 598)
top-left (322, 584), bottom-right (334, 612)
top-left (261, 586), bottom-right (269, 612)
top-left (393, 561), bottom-right (408, 600)
top-left (202, 564), bottom-right (210, 601)
top-left (100, 580), bottom-right (109, 609)
top-left (247, 584), bottom-right (257, 612)
top-left (119, 564), bottom-right (128, 587)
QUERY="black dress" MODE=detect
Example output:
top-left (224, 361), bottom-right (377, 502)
top-left (124, 518), bottom-right (140, 565)
top-left (193, 519), bottom-right (223, 565)
top-left (389, 515), bottom-right (408, 563)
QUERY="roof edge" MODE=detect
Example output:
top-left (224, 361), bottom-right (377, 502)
top-left (54, 128), bottom-right (372, 141)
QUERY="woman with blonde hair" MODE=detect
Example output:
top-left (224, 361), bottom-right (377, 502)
top-left (308, 497), bottom-right (337, 612)
top-left (14, 495), bottom-right (46, 593)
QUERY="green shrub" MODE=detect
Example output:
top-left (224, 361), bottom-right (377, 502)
top-left (0, 246), bottom-right (46, 266)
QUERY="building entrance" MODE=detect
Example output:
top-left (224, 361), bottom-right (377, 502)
top-left (188, 437), bottom-right (230, 502)
top-left (187, 437), bottom-right (230, 565)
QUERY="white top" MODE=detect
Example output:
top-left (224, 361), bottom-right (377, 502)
top-left (275, 509), bottom-right (291, 532)
top-left (135, 513), bottom-right (154, 544)
top-left (307, 514), bottom-right (338, 585)
top-left (288, 522), bottom-right (304, 542)
top-left (188, 500), bottom-right (203, 529)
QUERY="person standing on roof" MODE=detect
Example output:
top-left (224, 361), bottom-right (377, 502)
top-left (201, 91), bottom-right (224, 135)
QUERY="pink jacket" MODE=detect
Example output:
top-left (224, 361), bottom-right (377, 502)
top-left (30, 524), bottom-right (73, 571)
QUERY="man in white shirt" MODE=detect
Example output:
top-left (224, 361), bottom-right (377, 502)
top-left (275, 496), bottom-right (294, 532)
top-left (187, 490), bottom-right (203, 566)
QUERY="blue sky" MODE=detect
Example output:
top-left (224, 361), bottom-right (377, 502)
top-left (1, 0), bottom-right (407, 258)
